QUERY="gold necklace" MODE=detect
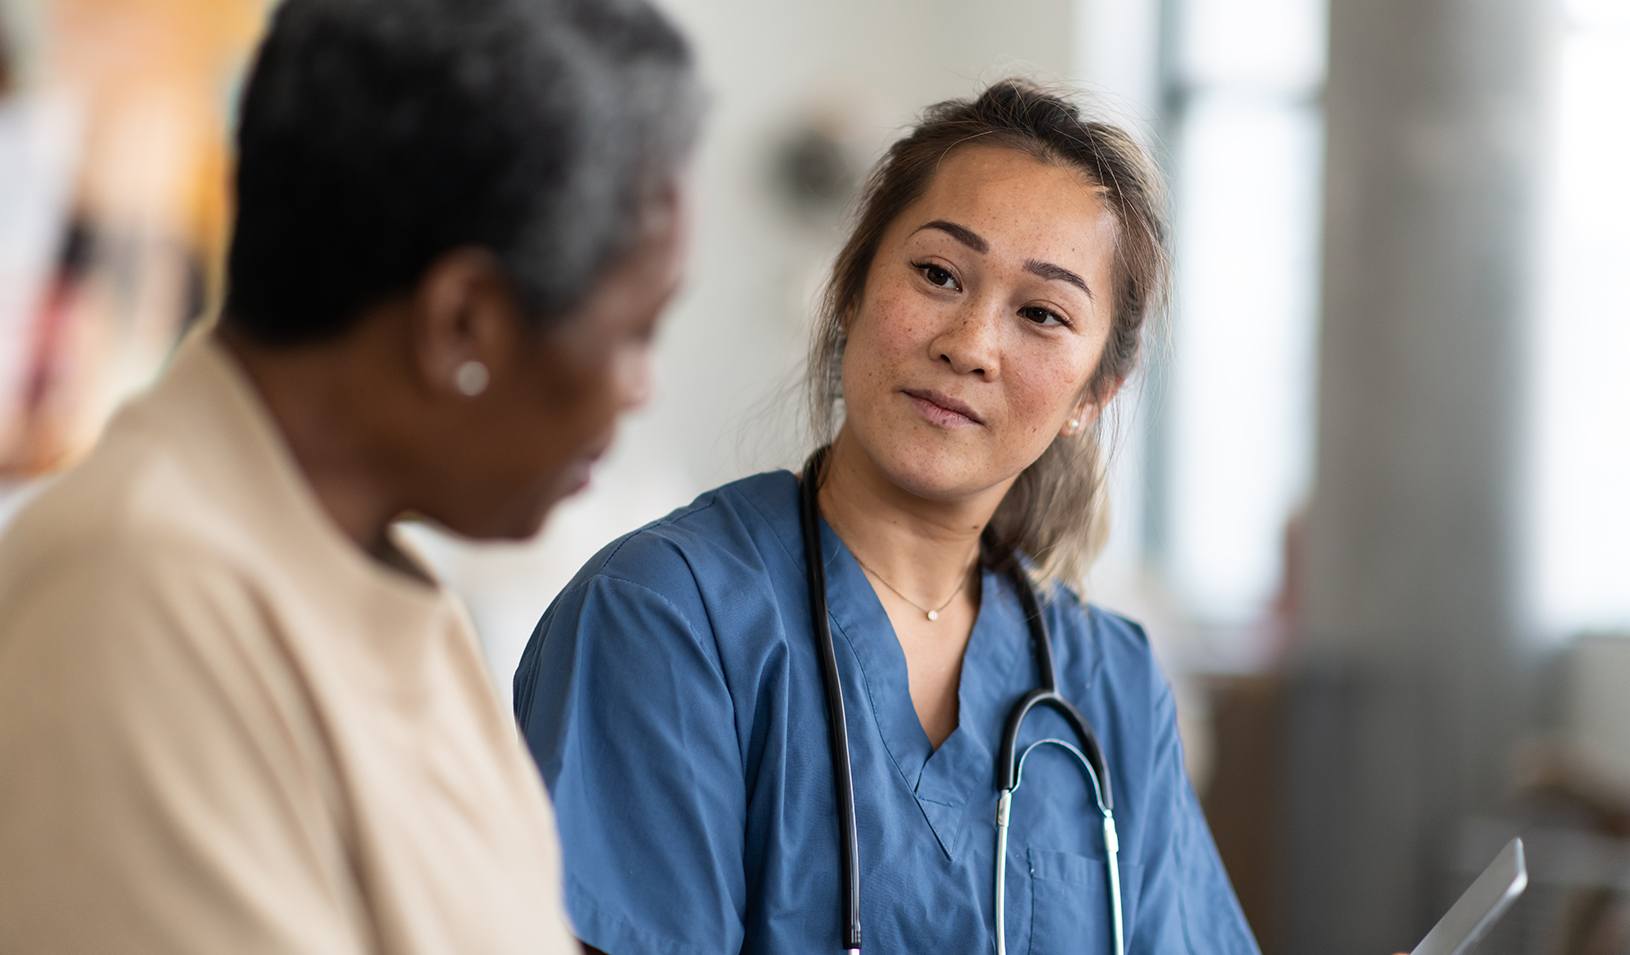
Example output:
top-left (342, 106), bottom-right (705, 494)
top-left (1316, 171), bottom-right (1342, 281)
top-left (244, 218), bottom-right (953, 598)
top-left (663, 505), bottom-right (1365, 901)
top-left (851, 551), bottom-right (977, 623)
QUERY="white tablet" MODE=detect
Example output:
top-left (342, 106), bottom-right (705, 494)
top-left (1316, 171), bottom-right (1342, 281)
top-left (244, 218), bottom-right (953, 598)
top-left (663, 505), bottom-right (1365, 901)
top-left (1410, 838), bottom-right (1527, 955)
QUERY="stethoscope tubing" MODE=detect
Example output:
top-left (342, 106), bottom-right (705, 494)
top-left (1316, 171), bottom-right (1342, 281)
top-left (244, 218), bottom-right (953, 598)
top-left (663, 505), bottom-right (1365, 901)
top-left (800, 450), bottom-right (864, 953)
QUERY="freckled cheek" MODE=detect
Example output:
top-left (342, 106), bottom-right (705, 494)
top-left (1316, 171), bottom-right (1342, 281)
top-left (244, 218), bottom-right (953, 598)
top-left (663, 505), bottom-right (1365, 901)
top-left (849, 286), bottom-right (934, 380)
top-left (1004, 352), bottom-right (1082, 441)
top-left (863, 288), bottom-right (934, 351)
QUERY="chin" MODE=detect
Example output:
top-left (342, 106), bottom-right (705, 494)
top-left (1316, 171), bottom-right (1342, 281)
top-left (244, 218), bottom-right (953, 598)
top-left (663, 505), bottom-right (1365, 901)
top-left (493, 516), bottom-right (550, 543)
top-left (862, 429), bottom-right (992, 502)
top-left (452, 495), bottom-right (557, 543)
top-left (510, 498), bottom-right (563, 541)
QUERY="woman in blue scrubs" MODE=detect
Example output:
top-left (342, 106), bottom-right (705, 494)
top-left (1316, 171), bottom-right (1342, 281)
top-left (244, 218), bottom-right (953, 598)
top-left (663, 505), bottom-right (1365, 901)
top-left (514, 79), bottom-right (1259, 954)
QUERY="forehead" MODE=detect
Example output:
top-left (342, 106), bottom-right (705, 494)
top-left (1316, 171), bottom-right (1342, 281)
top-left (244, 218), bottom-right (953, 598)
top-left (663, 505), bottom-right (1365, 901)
top-left (899, 144), bottom-right (1118, 270)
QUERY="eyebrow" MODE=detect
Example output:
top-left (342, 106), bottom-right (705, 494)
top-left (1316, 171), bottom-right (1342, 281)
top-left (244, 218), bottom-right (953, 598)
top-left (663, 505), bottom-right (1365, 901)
top-left (912, 219), bottom-right (988, 254)
top-left (912, 218), bottom-right (1094, 301)
top-left (1023, 259), bottom-right (1094, 301)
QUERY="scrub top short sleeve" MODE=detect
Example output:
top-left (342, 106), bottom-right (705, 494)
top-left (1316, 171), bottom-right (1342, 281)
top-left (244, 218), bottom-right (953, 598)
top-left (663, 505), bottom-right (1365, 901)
top-left (1128, 675), bottom-right (1260, 951)
top-left (515, 566), bottom-right (747, 955)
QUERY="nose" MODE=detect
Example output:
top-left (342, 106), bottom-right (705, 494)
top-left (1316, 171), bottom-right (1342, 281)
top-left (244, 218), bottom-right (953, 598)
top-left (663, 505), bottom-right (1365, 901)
top-left (929, 298), bottom-right (1001, 379)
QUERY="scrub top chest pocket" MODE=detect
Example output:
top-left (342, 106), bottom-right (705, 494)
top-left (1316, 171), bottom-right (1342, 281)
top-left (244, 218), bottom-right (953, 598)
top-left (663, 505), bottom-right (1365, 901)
top-left (1024, 847), bottom-right (1141, 955)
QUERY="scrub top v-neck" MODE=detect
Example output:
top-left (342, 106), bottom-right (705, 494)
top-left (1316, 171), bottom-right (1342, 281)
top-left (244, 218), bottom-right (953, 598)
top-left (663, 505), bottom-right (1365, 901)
top-left (513, 471), bottom-right (1258, 955)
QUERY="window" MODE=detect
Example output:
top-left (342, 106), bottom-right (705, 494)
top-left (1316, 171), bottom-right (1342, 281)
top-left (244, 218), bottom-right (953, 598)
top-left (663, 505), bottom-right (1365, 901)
top-left (1531, 1), bottom-right (1630, 632)
top-left (1156, 0), bottom-right (1326, 625)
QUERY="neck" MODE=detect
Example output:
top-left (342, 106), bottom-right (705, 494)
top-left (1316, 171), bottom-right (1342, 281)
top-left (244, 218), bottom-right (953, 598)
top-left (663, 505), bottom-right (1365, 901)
top-left (815, 429), bottom-right (1007, 609)
top-left (215, 324), bottom-right (407, 562)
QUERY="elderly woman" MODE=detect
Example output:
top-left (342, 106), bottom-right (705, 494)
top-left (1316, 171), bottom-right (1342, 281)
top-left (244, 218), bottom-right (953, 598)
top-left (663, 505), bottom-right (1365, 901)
top-left (0, 0), bottom-right (700, 951)
top-left (515, 81), bottom-right (1259, 954)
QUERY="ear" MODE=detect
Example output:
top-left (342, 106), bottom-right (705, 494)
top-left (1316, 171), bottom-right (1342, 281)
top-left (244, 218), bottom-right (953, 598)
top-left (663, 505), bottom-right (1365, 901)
top-left (1059, 396), bottom-right (1095, 439)
top-left (1059, 375), bottom-right (1126, 438)
top-left (408, 248), bottom-right (522, 399)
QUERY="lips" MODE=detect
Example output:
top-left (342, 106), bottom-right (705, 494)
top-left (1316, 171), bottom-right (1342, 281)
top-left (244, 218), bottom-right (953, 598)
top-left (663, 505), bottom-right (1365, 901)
top-left (562, 458), bottom-right (595, 495)
top-left (901, 388), bottom-right (985, 426)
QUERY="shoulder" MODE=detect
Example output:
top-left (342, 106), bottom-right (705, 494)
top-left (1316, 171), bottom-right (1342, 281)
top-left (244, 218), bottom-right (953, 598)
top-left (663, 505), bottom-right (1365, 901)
top-left (519, 470), bottom-right (803, 714)
top-left (555, 469), bottom-right (800, 617)
top-left (0, 529), bottom-right (278, 698)
top-left (0, 435), bottom-right (293, 718)
top-left (1039, 582), bottom-right (1173, 711)
top-left (0, 527), bottom-right (315, 819)
top-left (0, 413), bottom-right (240, 605)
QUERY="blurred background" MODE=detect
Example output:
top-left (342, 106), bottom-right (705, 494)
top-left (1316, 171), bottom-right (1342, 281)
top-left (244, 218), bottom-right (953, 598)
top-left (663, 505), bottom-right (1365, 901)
top-left (1, 0), bottom-right (1626, 951)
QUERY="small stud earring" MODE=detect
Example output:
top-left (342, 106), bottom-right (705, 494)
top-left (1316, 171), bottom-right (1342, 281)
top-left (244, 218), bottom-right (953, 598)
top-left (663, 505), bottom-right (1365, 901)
top-left (454, 360), bottom-right (489, 397)
top-left (1067, 418), bottom-right (1081, 434)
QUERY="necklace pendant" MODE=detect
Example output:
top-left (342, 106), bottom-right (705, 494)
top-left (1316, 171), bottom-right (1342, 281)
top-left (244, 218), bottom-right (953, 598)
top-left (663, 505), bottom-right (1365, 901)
top-left (926, 609), bottom-right (939, 622)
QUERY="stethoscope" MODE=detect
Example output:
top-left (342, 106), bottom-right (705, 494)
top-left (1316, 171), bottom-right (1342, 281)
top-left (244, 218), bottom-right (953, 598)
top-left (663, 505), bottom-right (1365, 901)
top-left (798, 448), bottom-right (1125, 955)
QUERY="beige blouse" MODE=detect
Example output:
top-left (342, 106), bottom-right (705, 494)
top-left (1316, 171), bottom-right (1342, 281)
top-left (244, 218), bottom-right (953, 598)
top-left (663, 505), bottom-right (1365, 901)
top-left (0, 333), bottom-right (576, 954)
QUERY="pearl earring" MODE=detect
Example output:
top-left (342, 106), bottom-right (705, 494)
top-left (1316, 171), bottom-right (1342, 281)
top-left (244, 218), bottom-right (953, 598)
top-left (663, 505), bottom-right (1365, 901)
top-left (454, 360), bottom-right (489, 397)
top-left (1067, 418), bottom-right (1081, 434)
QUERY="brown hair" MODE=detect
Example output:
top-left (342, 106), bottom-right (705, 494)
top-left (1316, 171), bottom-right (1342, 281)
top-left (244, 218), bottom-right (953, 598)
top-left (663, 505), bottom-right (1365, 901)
top-left (807, 78), bottom-right (1170, 588)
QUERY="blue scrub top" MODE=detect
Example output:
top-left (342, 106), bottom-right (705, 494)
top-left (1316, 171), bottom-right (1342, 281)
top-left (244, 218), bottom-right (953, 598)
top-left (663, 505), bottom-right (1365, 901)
top-left (514, 471), bottom-right (1259, 955)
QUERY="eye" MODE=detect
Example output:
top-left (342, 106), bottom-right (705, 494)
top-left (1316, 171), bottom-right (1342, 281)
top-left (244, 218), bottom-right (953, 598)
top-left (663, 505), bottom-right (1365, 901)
top-left (1020, 305), bottom-right (1072, 329)
top-left (912, 261), bottom-right (962, 292)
